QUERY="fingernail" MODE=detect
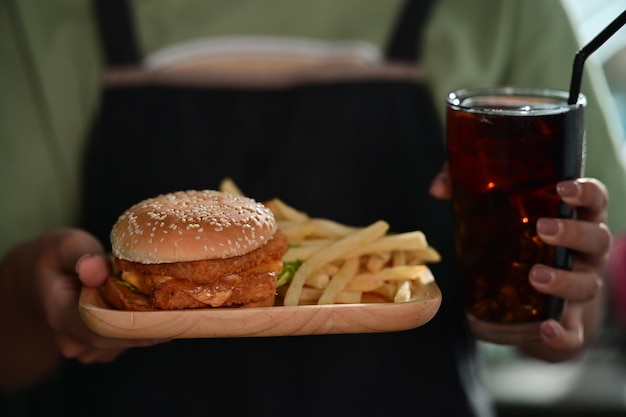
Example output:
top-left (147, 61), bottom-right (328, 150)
top-left (541, 321), bottom-right (560, 340)
top-left (557, 181), bottom-right (581, 198)
top-left (530, 265), bottom-right (554, 284)
top-left (75, 254), bottom-right (94, 274)
top-left (537, 218), bottom-right (561, 236)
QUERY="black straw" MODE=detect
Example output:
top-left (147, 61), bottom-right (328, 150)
top-left (568, 9), bottom-right (626, 104)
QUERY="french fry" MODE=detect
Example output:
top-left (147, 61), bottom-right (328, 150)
top-left (295, 287), bottom-right (322, 304)
top-left (409, 276), bottom-right (435, 299)
top-left (394, 280), bottom-right (412, 303)
top-left (372, 283), bottom-right (400, 301)
top-left (278, 221), bottom-right (317, 241)
top-left (221, 178), bottom-right (441, 307)
top-left (392, 250), bottom-right (407, 266)
top-left (342, 231), bottom-right (431, 258)
top-left (283, 245), bottom-right (328, 262)
top-left (318, 257), bottom-right (360, 305)
top-left (283, 220), bottom-right (389, 306)
top-left (416, 266), bottom-right (435, 285)
top-left (305, 271), bottom-right (330, 289)
top-left (344, 265), bottom-right (429, 292)
top-left (365, 252), bottom-right (391, 272)
top-left (406, 247), bottom-right (442, 263)
top-left (344, 278), bottom-right (384, 292)
top-left (297, 238), bottom-right (337, 247)
top-left (305, 218), bottom-right (360, 238)
top-left (219, 177), bottom-right (244, 195)
top-left (265, 198), bottom-right (309, 222)
top-left (299, 287), bottom-right (362, 304)
top-left (321, 263), bottom-right (340, 276)
top-left (354, 265), bottom-right (429, 282)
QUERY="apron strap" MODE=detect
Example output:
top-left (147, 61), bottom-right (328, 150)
top-left (384, 0), bottom-right (437, 62)
top-left (92, 0), bottom-right (140, 66)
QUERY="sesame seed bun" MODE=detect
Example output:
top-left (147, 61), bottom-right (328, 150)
top-left (110, 190), bottom-right (278, 264)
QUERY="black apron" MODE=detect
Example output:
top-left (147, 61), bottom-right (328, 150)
top-left (21, 1), bottom-right (494, 416)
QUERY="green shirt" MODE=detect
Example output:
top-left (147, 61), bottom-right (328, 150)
top-left (2, 0), bottom-right (625, 259)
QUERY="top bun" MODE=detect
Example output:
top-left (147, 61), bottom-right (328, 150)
top-left (110, 190), bottom-right (278, 264)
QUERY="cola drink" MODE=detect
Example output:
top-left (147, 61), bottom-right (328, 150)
top-left (446, 88), bottom-right (585, 343)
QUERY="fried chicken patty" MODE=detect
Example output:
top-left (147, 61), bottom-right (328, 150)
top-left (106, 230), bottom-right (288, 310)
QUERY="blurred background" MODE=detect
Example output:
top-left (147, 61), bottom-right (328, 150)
top-left (482, 1), bottom-right (626, 416)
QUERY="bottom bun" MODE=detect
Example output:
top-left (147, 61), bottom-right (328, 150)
top-left (102, 276), bottom-right (276, 311)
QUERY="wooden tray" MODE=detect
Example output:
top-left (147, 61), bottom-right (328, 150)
top-left (79, 282), bottom-right (441, 339)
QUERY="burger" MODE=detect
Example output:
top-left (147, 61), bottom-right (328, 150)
top-left (103, 190), bottom-right (289, 311)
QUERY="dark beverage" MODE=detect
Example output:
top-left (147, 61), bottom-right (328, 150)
top-left (446, 88), bottom-right (585, 335)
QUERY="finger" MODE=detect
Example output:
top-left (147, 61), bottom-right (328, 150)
top-left (46, 274), bottom-right (165, 352)
top-left (529, 264), bottom-right (602, 302)
top-left (538, 305), bottom-right (585, 351)
top-left (538, 320), bottom-right (584, 351)
top-left (34, 229), bottom-right (107, 295)
top-left (76, 254), bottom-right (112, 287)
top-left (55, 229), bottom-right (107, 279)
top-left (75, 348), bottom-right (127, 365)
top-left (55, 332), bottom-right (166, 364)
top-left (54, 333), bottom-right (123, 363)
top-left (557, 178), bottom-right (608, 223)
top-left (429, 162), bottom-right (452, 200)
top-left (537, 218), bottom-right (612, 260)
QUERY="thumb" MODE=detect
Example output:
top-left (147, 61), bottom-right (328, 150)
top-left (52, 229), bottom-right (111, 287)
top-left (75, 254), bottom-right (112, 287)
